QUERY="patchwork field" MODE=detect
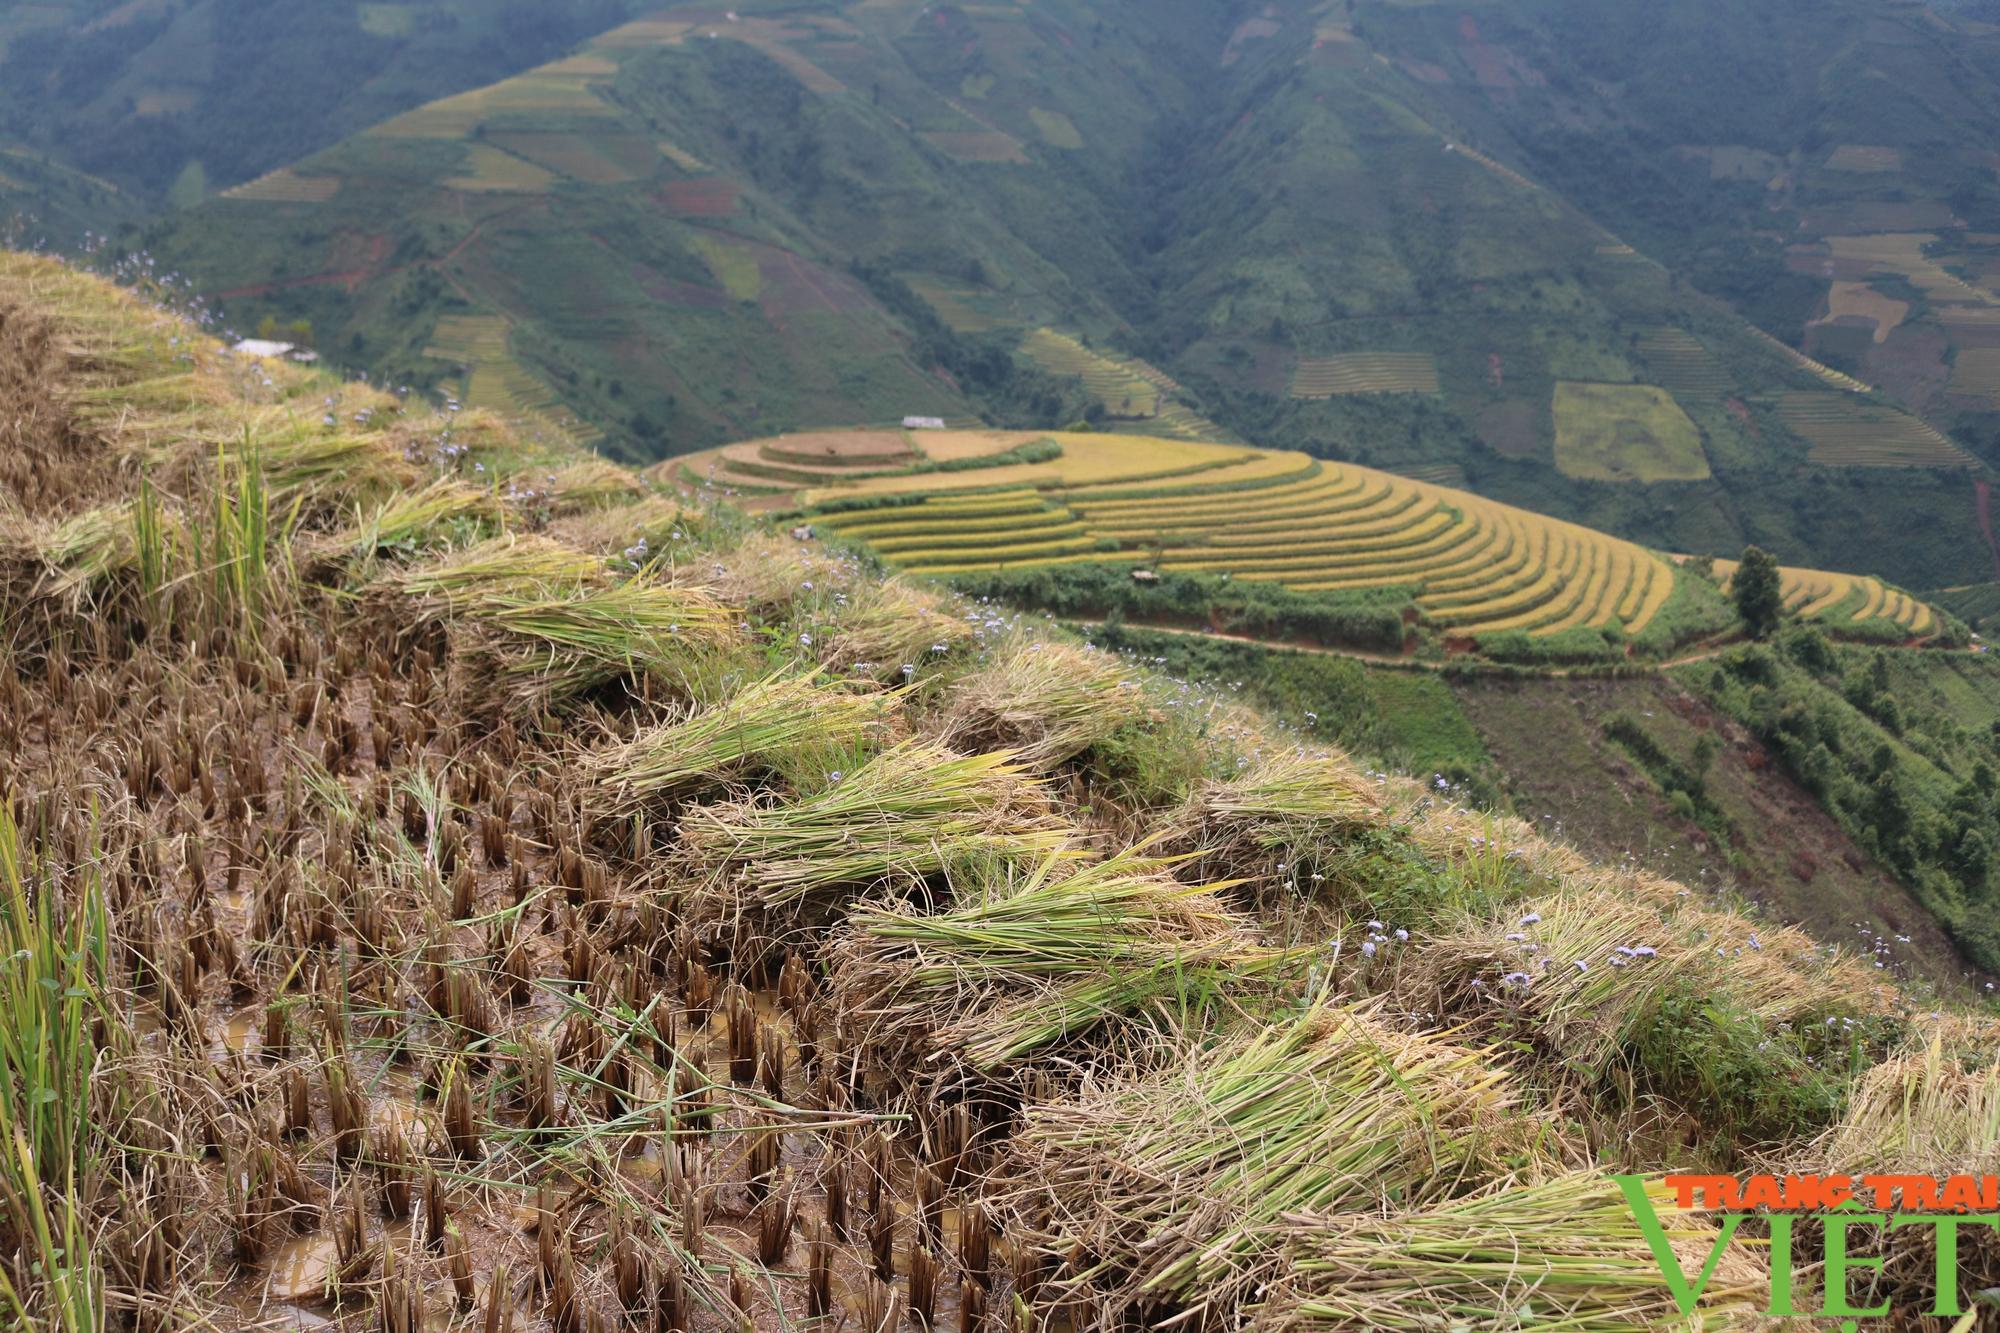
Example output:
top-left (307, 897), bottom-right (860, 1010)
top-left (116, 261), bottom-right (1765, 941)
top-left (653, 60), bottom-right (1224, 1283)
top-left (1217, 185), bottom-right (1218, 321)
top-left (1551, 382), bottom-right (1710, 482)
top-left (1289, 352), bottom-right (1440, 398)
top-left (1769, 391), bottom-right (1976, 468)
top-left (1815, 281), bottom-right (1909, 344)
top-left (425, 314), bottom-right (591, 440)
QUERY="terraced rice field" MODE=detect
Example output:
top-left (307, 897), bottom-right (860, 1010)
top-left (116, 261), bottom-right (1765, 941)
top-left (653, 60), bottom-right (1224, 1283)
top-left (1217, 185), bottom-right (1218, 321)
top-left (1828, 233), bottom-right (1996, 308)
top-left (662, 428), bottom-right (1029, 494)
top-left (1708, 559), bottom-right (1934, 637)
top-left (426, 315), bottom-right (588, 439)
top-left (1770, 392), bottom-right (1976, 468)
top-left (771, 430), bottom-right (1682, 640)
top-left (444, 143), bottom-right (558, 194)
top-left (1947, 348), bottom-right (2000, 404)
top-left (1635, 327), bottom-right (1731, 394)
top-left (1018, 329), bottom-right (1225, 439)
top-left (220, 169), bottom-right (343, 204)
top-left (1825, 144), bottom-right (1903, 172)
top-left (1289, 352), bottom-right (1441, 397)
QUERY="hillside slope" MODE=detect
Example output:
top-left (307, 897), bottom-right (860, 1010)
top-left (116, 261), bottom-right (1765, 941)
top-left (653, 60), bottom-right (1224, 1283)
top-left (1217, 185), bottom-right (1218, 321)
top-left (0, 0), bottom-right (650, 202)
top-left (132, 0), bottom-right (1995, 591)
top-left (4, 250), bottom-right (1997, 1331)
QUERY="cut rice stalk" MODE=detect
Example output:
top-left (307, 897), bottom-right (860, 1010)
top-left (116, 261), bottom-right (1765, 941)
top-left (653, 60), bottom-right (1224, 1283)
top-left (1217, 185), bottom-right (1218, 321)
top-left (819, 578), bottom-right (979, 680)
top-left (1399, 888), bottom-right (1700, 1073)
top-left (1256, 1175), bottom-right (1766, 1333)
top-left (453, 577), bottom-right (741, 710)
top-left (938, 635), bottom-right (1150, 770)
top-left (317, 477), bottom-right (503, 565)
top-left (680, 739), bottom-right (1066, 920)
top-left (383, 533), bottom-right (608, 627)
top-left (594, 668), bottom-right (900, 801)
top-left (1007, 998), bottom-right (1517, 1328)
top-left (827, 846), bottom-right (1292, 1083)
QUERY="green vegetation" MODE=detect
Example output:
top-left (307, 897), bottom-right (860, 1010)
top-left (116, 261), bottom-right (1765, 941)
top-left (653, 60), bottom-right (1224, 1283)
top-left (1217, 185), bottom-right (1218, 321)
top-left (1732, 544), bottom-right (1784, 639)
top-left (1682, 631), bottom-right (2000, 970)
top-left (1088, 621), bottom-right (1504, 802)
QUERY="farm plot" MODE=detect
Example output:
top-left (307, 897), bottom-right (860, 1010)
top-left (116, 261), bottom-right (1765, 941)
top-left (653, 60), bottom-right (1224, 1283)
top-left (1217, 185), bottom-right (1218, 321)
top-left (1552, 382), bottom-right (1710, 482)
top-left (220, 169), bottom-right (342, 204)
top-left (1708, 558), bottom-right (1934, 637)
top-left (1947, 348), bottom-right (2000, 404)
top-left (1635, 327), bottom-right (1731, 394)
top-left (788, 431), bottom-right (1679, 639)
top-left (1290, 352), bottom-right (1440, 397)
top-left (1770, 392), bottom-right (1976, 468)
top-left (1814, 282), bottom-right (1909, 344)
top-left (1018, 329), bottom-right (1227, 439)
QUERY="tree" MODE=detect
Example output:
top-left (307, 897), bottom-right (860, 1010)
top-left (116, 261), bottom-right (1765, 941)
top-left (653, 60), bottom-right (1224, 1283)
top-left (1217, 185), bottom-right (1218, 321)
top-left (1733, 545), bottom-right (1783, 639)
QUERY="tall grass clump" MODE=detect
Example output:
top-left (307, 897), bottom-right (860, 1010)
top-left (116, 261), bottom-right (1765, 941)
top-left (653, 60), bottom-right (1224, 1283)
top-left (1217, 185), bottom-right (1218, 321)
top-left (594, 669), bottom-right (899, 803)
top-left (0, 802), bottom-right (113, 1332)
top-left (1257, 1175), bottom-right (1765, 1333)
top-left (680, 739), bottom-right (1065, 926)
top-left (1006, 997), bottom-right (1520, 1329)
top-left (826, 847), bottom-right (1296, 1088)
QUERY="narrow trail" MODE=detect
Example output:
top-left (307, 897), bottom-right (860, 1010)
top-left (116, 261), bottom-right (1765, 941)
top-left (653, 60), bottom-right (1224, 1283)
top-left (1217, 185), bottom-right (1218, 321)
top-left (1976, 477), bottom-right (2000, 581)
top-left (1063, 619), bottom-right (1914, 677)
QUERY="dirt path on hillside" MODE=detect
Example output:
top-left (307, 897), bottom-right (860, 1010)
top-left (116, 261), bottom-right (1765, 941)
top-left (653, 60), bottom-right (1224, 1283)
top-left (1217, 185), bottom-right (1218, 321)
top-left (1063, 618), bottom-right (1915, 675)
top-left (1976, 477), bottom-right (2000, 581)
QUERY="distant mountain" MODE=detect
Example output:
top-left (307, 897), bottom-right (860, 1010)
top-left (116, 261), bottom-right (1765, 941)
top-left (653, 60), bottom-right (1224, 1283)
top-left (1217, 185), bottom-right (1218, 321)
top-left (0, 0), bottom-right (645, 201)
top-left (95, 0), bottom-right (2000, 588)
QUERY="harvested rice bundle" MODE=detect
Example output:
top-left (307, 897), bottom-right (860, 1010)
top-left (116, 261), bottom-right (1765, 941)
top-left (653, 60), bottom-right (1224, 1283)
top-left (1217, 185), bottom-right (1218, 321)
top-left (547, 493), bottom-right (703, 558)
top-left (819, 578), bottom-right (978, 681)
top-left (593, 669), bottom-right (899, 803)
top-left (1816, 1033), bottom-right (2000, 1175)
top-left (680, 739), bottom-right (1066, 924)
top-left (1398, 888), bottom-right (1700, 1073)
top-left (825, 847), bottom-right (1289, 1086)
top-left (1675, 907), bottom-right (1895, 1026)
top-left (707, 530), bottom-right (859, 615)
top-left (1800, 1037), bottom-right (2000, 1307)
top-left (527, 457), bottom-right (646, 516)
top-left (313, 477), bottom-right (502, 567)
top-left (451, 577), bottom-right (741, 711)
top-left (382, 534), bottom-right (607, 628)
top-left (1007, 1000), bottom-right (1516, 1329)
top-left (1403, 797), bottom-right (1589, 884)
top-left (1256, 1175), bottom-right (1765, 1333)
top-left (1187, 746), bottom-right (1384, 890)
top-left (937, 636), bottom-right (1149, 770)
